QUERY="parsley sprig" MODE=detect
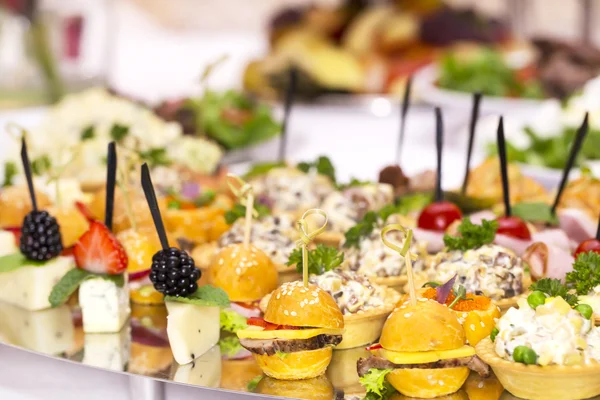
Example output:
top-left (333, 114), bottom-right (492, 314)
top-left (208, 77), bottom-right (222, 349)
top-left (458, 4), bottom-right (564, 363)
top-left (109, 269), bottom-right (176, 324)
top-left (287, 244), bottom-right (344, 275)
top-left (224, 203), bottom-right (270, 225)
top-left (297, 156), bottom-right (336, 183)
top-left (530, 278), bottom-right (578, 307)
top-left (443, 218), bottom-right (498, 251)
top-left (566, 252), bottom-right (600, 296)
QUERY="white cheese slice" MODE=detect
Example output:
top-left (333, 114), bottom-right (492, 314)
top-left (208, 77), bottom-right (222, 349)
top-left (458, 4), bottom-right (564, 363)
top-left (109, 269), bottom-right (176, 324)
top-left (0, 302), bottom-right (74, 355)
top-left (79, 275), bottom-right (130, 333)
top-left (83, 325), bottom-right (131, 371)
top-left (0, 231), bottom-right (17, 257)
top-left (172, 344), bottom-right (222, 387)
top-left (0, 256), bottom-right (75, 311)
top-left (165, 301), bottom-right (220, 365)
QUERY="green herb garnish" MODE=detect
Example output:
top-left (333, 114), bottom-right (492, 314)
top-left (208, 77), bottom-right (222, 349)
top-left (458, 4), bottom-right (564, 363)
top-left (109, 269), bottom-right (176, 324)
top-left (220, 309), bottom-right (248, 333)
top-left (343, 211), bottom-right (379, 249)
top-left (512, 202), bottom-right (559, 225)
top-left (566, 252), bottom-right (600, 296)
top-left (246, 376), bottom-right (263, 392)
top-left (529, 278), bottom-right (578, 307)
top-left (139, 148), bottom-right (171, 167)
top-left (81, 125), bottom-right (95, 140)
top-left (2, 161), bottom-right (17, 187)
top-left (443, 218), bottom-right (498, 251)
top-left (359, 368), bottom-right (397, 400)
top-left (164, 284), bottom-right (230, 308)
top-left (244, 161), bottom-right (286, 179)
top-left (224, 203), bottom-right (270, 225)
top-left (275, 351), bottom-right (289, 359)
top-left (194, 189), bottom-right (216, 207)
top-left (218, 336), bottom-right (245, 358)
top-left (297, 156), bottom-right (336, 183)
top-left (31, 155), bottom-right (51, 176)
top-left (0, 253), bottom-right (46, 273)
top-left (110, 124), bottom-right (130, 142)
top-left (337, 177), bottom-right (370, 190)
top-left (49, 269), bottom-right (125, 308)
top-left (287, 244), bottom-right (344, 275)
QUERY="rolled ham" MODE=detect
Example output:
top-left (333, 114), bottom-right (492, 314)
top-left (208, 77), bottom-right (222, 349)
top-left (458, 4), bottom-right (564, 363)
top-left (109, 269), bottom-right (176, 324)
top-left (468, 210), bottom-right (498, 225)
top-left (523, 242), bottom-right (575, 281)
top-left (558, 208), bottom-right (597, 245)
top-left (494, 234), bottom-right (531, 256)
top-left (413, 228), bottom-right (445, 253)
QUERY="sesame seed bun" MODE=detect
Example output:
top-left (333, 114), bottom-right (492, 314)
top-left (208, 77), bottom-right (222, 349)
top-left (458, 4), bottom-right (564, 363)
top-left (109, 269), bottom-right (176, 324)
top-left (254, 347), bottom-right (333, 380)
top-left (0, 186), bottom-right (51, 228)
top-left (255, 375), bottom-right (334, 399)
top-left (208, 244), bottom-right (278, 303)
top-left (263, 282), bottom-right (344, 329)
top-left (380, 299), bottom-right (465, 353)
top-left (387, 367), bottom-right (470, 399)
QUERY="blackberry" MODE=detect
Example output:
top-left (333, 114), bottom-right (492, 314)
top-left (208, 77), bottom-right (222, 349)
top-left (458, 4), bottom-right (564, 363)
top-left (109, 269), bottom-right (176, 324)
top-left (20, 210), bottom-right (64, 261)
top-left (149, 247), bottom-right (201, 297)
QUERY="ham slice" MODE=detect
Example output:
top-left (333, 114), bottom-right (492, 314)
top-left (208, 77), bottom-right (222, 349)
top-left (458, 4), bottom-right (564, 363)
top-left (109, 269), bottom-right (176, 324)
top-left (531, 228), bottom-right (572, 252)
top-left (469, 210), bottom-right (497, 225)
top-left (558, 208), bottom-right (597, 245)
top-left (523, 242), bottom-right (575, 281)
top-left (494, 234), bottom-right (531, 255)
top-left (230, 303), bottom-right (262, 319)
top-left (413, 228), bottom-right (445, 253)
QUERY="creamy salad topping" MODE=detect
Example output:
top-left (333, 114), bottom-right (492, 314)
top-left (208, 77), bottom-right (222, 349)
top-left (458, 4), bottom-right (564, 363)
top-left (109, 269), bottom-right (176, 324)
top-left (218, 215), bottom-right (296, 265)
top-left (429, 244), bottom-right (523, 300)
top-left (309, 269), bottom-right (388, 314)
top-left (578, 285), bottom-right (600, 316)
top-left (495, 297), bottom-right (600, 366)
top-left (344, 223), bottom-right (427, 278)
top-left (321, 184), bottom-right (394, 233)
top-left (251, 167), bottom-right (334, 213)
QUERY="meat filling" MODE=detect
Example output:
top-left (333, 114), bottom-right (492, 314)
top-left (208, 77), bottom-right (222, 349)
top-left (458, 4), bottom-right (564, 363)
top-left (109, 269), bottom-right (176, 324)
top-left (240, 334), bottom-right (342, 356)
top-left (357, 355), bottom-right (490, 378)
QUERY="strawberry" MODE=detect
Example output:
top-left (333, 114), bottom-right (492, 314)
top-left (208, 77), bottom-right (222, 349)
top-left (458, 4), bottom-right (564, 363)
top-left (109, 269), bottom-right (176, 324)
top-left (75, 201), bottom-right (95, 222)
top-left (74, 221), bottom-right (128, 275)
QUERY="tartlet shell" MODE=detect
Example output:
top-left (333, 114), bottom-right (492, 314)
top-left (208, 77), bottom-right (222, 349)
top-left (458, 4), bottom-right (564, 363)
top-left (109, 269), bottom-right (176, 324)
top-left (476, 337), bottom-right (600, 400)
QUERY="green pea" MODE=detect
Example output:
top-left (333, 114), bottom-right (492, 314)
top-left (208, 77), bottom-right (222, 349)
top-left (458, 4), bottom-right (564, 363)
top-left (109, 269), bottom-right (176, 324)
top-left (513, 346), bottom-right (537, 365)
top-left (527, 291), bottom-right (546, 309)
top-left (167, 200), bottom-right (181, 210)
top-left (575, 304), bottom-right (593, 320)
top-left (490, 327), bottom-right (499, 342)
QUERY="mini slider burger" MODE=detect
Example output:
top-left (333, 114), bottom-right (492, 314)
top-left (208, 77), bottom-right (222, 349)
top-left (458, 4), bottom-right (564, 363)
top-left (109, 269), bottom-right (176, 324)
top-left (357, 224), bottom-right (489, 399)
top-left (236, 209), bottom-right (345, 380)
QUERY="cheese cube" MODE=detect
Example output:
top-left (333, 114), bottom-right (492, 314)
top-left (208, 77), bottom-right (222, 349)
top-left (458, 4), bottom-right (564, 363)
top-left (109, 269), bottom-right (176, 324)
top-left (79, 275), bottom-right (130, 333)
top-left (0, 231), bottom-right (17, 257)
top-left (83, 325), bottom-right (131, 371)
top-left (0, 256), bottom-right (75, 310)
top-left (172, 345), bottom-right (221, 387)
top-left (0, 302), bottom-right (74, 355)
top-left (165, 301), bottom-right (220, 365)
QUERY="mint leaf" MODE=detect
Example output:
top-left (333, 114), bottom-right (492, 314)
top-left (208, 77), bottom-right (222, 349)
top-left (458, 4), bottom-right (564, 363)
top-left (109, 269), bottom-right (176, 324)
top-left (443, 218), bottom-right (498, 251)
top-left (48, 269), bottom-right (125, 307)
top-left (165, 284), bottom-right (230, 308)
top-left (3, 161), bottom-right (17, 187)
top-left (246, 375), bottom-right (263, 392)
top-left (0, 253), bottom-right (46, 273)
top-left (244, 162), bottom-right (286, 179)
top-left (512, 202), bottom-right (559, 225)
top-left (220, 309), bottom-right (248, 333)
top-left (110, 124), bottom-right (129, 142)
top-left (81, 125), bottom-right (95, 140)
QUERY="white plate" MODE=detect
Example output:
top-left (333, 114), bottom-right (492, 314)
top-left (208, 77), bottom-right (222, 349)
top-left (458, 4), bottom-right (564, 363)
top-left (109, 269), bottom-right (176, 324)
top-left (413, 64), bottom-right (547, 116)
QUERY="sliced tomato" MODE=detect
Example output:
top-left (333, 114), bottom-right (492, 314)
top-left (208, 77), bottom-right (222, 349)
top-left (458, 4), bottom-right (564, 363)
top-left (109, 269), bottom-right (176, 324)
top-left (280, 325), bottom-right (300, 330)
top-left (366, 343), bottom-right (382, 351)
top-left (247, 317), bottom-right (279, 330)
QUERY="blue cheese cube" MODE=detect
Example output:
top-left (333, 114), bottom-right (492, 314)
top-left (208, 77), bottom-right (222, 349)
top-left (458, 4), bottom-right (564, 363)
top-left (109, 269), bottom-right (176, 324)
top-left (172, 345), bottom-right (221, 386)
top-left (0, 256), bottom-right (75, 311)
top-left (0, 302), bottom-right (74, 355)
top-left (0, 231), bottom-right (17, 256)
top-left (79, 275), bottom-right (130, 333)
top-left (165, 301), bottom-right (220, 365)
top-left (83, 325), bottom-right (131, 371)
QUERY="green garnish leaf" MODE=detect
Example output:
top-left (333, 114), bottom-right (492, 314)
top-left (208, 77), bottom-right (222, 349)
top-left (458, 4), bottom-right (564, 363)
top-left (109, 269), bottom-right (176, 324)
top-left (512, 202), bottom-right (559, 225)
top-left (422, 281), bottom-right (441, 288)
top-left (337, 177), bottom-right (370, 190)
top-left (395, 192), bottom-right (433, 215)
top-left (48, 269), bottom-right (125, 308)
top-left (244, 162), bottom-right (286, 179)
top-left (81, 125), bottom-right (95, 140)
top-left (194, 189), bottom-right (216, 207)
top-left (297, 156), bottom-right (336, 183)
top-left (287, 244), bottom-right (344, 275)
top-left (246, 375), bottom-right (263, 392)
top-left (3, 161), bottom-right (17, 187)
top-left (218, 336), bottom-right (245, 357)
top-left (224, 203), bottom-right (270, 225)
top-left (0, 253), bottom-right (45, 273)
top-left (220, 309), bottom-right (248, 333)
top-left (359, 368), bottom-right (397, 400)
top-left (139, 148), bottom-right (172, 167)
top-left (530, 278), bottom-right (578, 307)
top-left (110, 124), bottom-right (130, 142)
top-left (443, 218), bottom-right (498, 251)
top-left (566, 251), bottom-right (600, 296)
top-left (167, 200), bottom-right (181, 209)
top-left (165, 284), bottom-right (230, 308)
top-left (31, 155), bottom-right (52, 176)
top-left (343, 211), bottom-right (379, 249)
top-left (275, 351), bottom-right (289, 359)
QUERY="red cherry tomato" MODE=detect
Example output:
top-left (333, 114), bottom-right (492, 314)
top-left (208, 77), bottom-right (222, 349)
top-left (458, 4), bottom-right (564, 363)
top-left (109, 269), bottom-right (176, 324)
top-left (496, 216), bottom-right (532, 240)
top-left (574, 239), bottom-right (600, 257)
top-left (417, 201), bottom-right (463, 232)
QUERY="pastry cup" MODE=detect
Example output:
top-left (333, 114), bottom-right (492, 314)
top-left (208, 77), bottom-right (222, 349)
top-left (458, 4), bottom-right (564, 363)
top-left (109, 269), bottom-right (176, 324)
top-left (374, 275), bottom-right (409, 293)
top-left (314, 231), bottom-right (343, 247)
top-left (476, 337), bottom-right (600, 400)
top-left (326, 347), bottom-right (370, 392)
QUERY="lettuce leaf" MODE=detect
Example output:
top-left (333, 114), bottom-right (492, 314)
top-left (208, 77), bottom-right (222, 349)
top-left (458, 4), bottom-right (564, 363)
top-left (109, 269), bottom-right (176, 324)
top-left (359, 368), bottom-right (396, 400)
top-left (220, 310), bottom-right (248, 333)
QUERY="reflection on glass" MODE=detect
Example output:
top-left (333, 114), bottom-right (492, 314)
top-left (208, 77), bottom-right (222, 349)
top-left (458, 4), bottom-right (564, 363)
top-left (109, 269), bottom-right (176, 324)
top-left (0, 301), bottom-right (74, 356)
top-left (463, 372), bottom-right (504, 400)
top-left (172, 345), bottom-right (221, 388)
top-left (82, 324), bottom-right (131, 371)
top-left (220, 358), bottom-right (263, 392)
top-left (128, 305), bottom-right (172, 377)
top-left (326, 347), bottom-right (370, 397)
top-left (254, 375), bottom-right (334, 400)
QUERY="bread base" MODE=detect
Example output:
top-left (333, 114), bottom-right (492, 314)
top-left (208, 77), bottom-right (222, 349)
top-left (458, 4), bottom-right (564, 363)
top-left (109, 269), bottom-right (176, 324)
top-left (254, 347), bottom-right (332, 380)
top-left (387, 366), bottom-right (469, 399)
